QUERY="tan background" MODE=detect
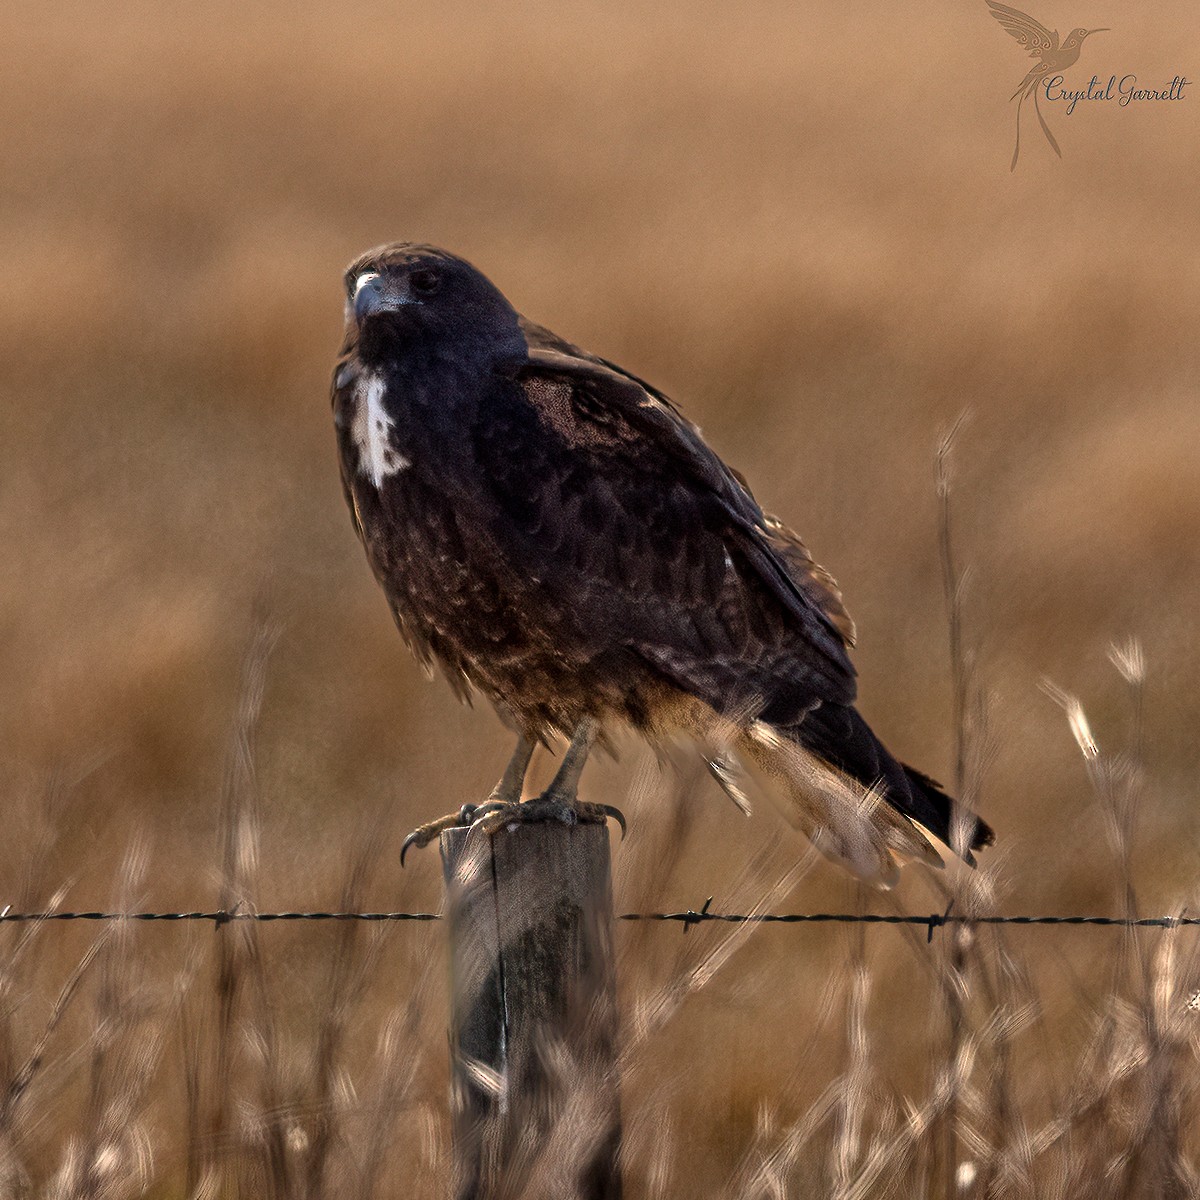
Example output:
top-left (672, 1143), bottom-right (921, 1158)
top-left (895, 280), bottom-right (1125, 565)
top-left (2, 0), bottom-right (1198, 1192)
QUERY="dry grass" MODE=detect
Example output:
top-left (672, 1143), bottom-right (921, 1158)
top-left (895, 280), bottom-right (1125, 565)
top-left (4, 620), bottom-right (1200, 1197)
top-left (3, 0), bottom-right (1200, 1194)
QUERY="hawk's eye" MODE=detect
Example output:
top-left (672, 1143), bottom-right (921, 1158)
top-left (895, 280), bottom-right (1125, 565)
top-left (409, 268), bottom-right (441, 296)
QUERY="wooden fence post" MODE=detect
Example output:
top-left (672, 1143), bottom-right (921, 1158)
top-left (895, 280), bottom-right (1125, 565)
top-left (440, 820), bottom-right (621, 1200)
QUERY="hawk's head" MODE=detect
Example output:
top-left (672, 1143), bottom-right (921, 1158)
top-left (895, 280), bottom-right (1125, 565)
top-left (341, 243), bottom-right (525, 369)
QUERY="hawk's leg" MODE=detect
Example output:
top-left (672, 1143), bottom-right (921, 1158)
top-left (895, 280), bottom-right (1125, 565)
top-left (488, 734), bottom-right (536, 806)
top-left (475, 719), bottom-right (626, 837)
top-left (400, 735), bottom-right (536, 865)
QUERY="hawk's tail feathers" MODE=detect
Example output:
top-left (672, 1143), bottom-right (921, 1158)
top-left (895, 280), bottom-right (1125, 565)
top-left (733, 706), bottom-right (992, 889)
top-left (901, 761), bottom-right (996, 861)
top-left (736, 723), bottom-right (940, 889)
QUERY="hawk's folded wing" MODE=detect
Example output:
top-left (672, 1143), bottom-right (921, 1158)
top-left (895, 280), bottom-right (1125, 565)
top-left (477, 320), bottom-right (858, 720)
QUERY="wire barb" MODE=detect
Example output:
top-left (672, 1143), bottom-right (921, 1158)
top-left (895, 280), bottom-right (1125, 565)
top-left (928, 900), bottom-right (954, 944)
top-left (682, 896), bottom-right (713, 934)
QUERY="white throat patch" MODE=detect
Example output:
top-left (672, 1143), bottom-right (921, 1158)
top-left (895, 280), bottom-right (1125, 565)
top-left (351, 373), bottom-right (410, 487)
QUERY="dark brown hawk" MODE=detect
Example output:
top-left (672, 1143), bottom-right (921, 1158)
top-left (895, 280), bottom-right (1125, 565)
top-left (331, 243), bottom-right (992, 885)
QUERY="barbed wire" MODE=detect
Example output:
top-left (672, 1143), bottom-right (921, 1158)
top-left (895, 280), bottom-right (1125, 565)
top-left (1, 902), bottom-right (1195, 940)
top-left (0, 908), bottom-right (440, 925)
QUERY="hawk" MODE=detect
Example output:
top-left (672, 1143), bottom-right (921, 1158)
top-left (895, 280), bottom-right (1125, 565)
top-left (331, 243), bottom-right (992, 885)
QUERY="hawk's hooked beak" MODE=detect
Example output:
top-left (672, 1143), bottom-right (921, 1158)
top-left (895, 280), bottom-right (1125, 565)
top-left (353, 272), bottom-right (386, 322)
top-left (352, 271), bottom-right (415, 323)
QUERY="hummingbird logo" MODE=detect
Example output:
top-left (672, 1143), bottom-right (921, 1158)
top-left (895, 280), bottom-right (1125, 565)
top-left (986, 0), bottom-right (1108, 169)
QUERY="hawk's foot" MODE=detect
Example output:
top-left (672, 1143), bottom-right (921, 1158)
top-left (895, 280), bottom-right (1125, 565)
top-left (401, 804), bottom-right (485, 867)
top-left (400, 799), bottom-right (626, 866)
top-left (401, 735), bottom-right (538, 866)
top-left (474, 796), bottom-right (626, 839)
top-left (400, 723), bottom-right (623, 866)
